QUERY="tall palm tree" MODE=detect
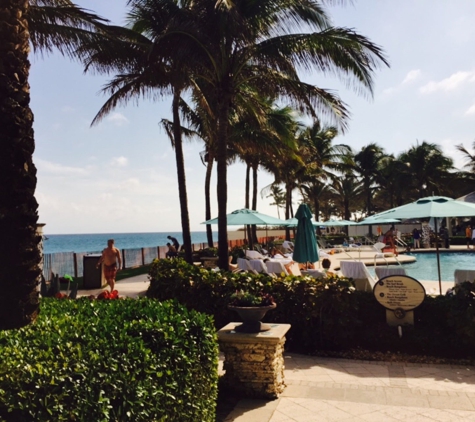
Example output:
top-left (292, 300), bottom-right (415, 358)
top-left (328, 172), bottom-right (364, 221)
top-left (185, 0), bottom-right (389, 268)
top-left (298, 122), bottom-right (351, 220)
top-left (456, 141), bottom-right (475, 173)
top-left (0, 0), bottom-right (41, 330)
top-left (1, 0), bottom-right (108, 329)
top-left (82, 0), bottom-right (197, 263)
top-left (266, 184), bottom-right (286, 219)
top-left (353, 143), bottom-right (386, 216)
top-left (399, 141), bottom-right (454, 198)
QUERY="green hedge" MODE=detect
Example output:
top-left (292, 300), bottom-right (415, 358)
top-left (147, 258), bottom-right (358, 352)
top-left (147, 259), bottom-right (475, 360)
top-left (0, 298), bottom-right (218, 422)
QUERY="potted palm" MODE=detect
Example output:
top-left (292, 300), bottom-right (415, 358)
top-left (228, 290), bottom-right (276, 333)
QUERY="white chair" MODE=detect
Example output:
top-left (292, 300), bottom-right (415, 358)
top-left (301, 269), bottom-right (326, 279)
top-left (265, 261), bottom-right (288, 276)
top-left (339, 260), bottom-right (377, 292)
top-left (246, 250), bottom-right (266, 260)
top-left (237, 258), bottom-right (252, 272)
top-left (375, 266), bottom-right (407, 280)
top-left (454, 269), bottom-right (475, 285)
top-left (248, 259), bottom-right (269, 273)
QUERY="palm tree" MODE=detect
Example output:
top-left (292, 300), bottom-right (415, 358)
top-left (184, 0), bottom-right (389, 268)
top-left (399, 141), bottom-right (454, 198)
top-left (0, 0), bottom-right (41, 330)
top-left (81, 0), bottom-right (197, 263)
top-left (298, 122), bottom-right (351, 220)
top-left (266, 185), bottom-right (286, 219)
top-left (328, 173), bottom-right (364, 221)
top-left (353, 143), bottom-right (386, 216)
top-left (1, 0), bottom-right (108, 329)
top-left (456, 141), bottom-right (475, 173)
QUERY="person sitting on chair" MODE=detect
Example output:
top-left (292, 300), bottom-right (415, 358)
top-left (166, 243), bottom-right (178, 258)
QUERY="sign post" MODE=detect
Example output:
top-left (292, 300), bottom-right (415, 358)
top-left (373, 275), bottom-right (425, 327)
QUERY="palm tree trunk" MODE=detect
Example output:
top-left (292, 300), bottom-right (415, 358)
top-left (245, 163), bottom-right (252, 242)
top-left (204, 151), bottom-right (214, 247)
top-left (251, 163), bottom-right (258, 243)
top-left (0, 0), bottom-right (41, 330)
top-left (172, 89), bottom-right (193, 263)
top-left (285, 182), bottom-right (291, 240)
top-left (313, 197), bottom-right (320, 222)
top-left (216, 100), bottom-right (230, 270)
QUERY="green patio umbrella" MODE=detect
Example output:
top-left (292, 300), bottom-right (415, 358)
top-left (372, 196), bottom-right (475, 294)
top-left (202, 208), bottom-right (287, 226)
top-left (202, 208), bottom-right (288, 246)
top-left (318, 218), bottom-right (359, 226)
top-left (292, 204), bottom-right (319, 266)
top-left (284, 217), bottom-right (319, 227)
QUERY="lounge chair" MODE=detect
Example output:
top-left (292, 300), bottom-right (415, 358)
top-left (454, 269), bottom-right (475, 285)
top-left (340, 260), bottom-right (377, 292)
top-left (246, 250), bottom-right (266, 260)
top-left (374, 266), bottom-right (407, 280)
top-left (265, 260), bottom-right (288, 276)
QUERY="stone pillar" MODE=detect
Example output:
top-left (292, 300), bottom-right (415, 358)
top-left (217, 323), bottom-right (291, 399)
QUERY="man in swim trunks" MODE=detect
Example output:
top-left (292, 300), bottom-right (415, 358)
top-left (96, 239), bottom-right (122, 292)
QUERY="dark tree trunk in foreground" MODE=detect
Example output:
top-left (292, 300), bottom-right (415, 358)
top-left (216, 99), bottom-right (230, 270)
top-left (171, 89), bottom-right (193, 263)
top-left (251, 163), bottom-right (258, 243)
top-left (204, 151), bottom-right (214, 247)
top-left (0, 0), bottom-right (41, 330)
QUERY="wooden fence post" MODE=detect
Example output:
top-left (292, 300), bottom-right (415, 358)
top-left (141, 248), bottom-right (145, 266)
top-left (122, 249), bottom-right (126, 269)
top-left (73, 253), bottom-right (78, 278)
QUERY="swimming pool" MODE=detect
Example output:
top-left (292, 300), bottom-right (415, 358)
top-left (368, 252), bottom-right (475, 282)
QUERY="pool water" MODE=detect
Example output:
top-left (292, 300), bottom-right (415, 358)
top-left (367, 252), bottom-right (475, 282)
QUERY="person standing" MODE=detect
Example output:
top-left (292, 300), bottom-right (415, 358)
top-left (466, 225), bottom-right (472, 249)
top-left (412, 228), bottom-right (421, 249)
top-left (167, 235), bottom-right (180, 251)
top-left (96, 239), bottom-right (122, 292)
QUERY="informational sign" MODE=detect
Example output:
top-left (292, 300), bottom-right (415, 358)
top-left (373, 275), bottom-right (425, 312)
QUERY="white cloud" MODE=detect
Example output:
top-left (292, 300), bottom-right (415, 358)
top-left (106, 112), bottom-right (129, 126)
top-left (402, 69), bottom-right (421, 84)
top-left (419, 71), bottom-right (475, 94)
top-left (35, 158), bottom-right (89, 176)
top-left (465, 103), bottom-right (475, 116)
top-left (382, 69), bottom-right (421, 95)
top-left (110, 156), bottom-right (128, 167)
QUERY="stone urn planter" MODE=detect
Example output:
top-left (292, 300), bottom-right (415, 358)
top-left (228, 303), bottom-right (277, 333)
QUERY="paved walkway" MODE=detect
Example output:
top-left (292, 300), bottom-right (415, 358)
top-left (76, 273), bottom-right (149, 298)
top-left (224, 354), bottom-right (475, 421)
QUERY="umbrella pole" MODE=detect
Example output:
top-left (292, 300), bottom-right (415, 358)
top-left (434, 219), bottom-right (442, 295)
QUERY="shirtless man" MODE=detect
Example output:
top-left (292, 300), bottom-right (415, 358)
top-left (96, 239), bottom-right (122, 292)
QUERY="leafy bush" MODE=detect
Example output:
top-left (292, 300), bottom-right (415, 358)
top-left (147, 258), bottom-right (356, 351)
top-left (147, 259), bottom-right (475, 360)
top-left (0, 298), bottom-right (218, 422)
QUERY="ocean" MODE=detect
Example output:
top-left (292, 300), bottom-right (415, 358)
top-left (43, 232), bottom-right (215, 254)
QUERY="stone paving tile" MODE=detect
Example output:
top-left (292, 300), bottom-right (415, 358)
top-left (224, 354), bottom-right (475, 421)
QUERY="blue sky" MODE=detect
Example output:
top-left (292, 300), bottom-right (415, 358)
top-left (31, 0), bottom-right (475, 234)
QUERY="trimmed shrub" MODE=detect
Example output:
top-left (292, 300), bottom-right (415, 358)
top-left (147, 258), bottom-right (356, 351)
top-left (147, 259), bottom-right (475, 360)
top-left (0, 298), bottom-right (218, 422)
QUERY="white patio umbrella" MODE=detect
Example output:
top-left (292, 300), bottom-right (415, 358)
top-left (371, 196), bottom-right (475, 293)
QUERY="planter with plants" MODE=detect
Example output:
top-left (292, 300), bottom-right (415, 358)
top-left (228, 290), bottom-right (276, 333)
